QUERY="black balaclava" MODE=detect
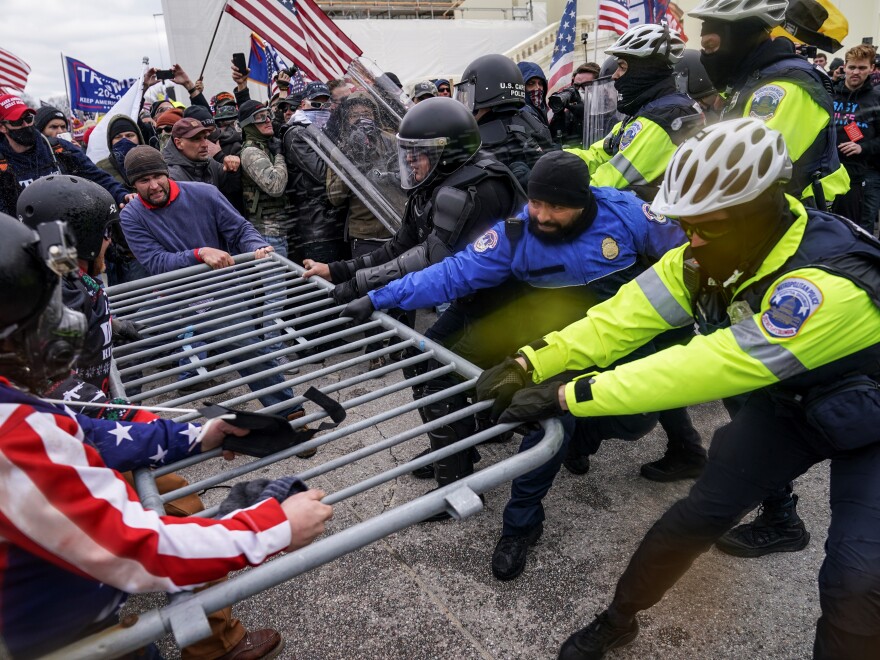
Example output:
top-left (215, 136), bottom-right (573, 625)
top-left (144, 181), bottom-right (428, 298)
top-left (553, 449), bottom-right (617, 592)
top-left (690, 187), bottom-right (792, 283)
top-left (699, 19), bottom-right (768, 90)
top-left (614, 57), bottom-right (675, 115)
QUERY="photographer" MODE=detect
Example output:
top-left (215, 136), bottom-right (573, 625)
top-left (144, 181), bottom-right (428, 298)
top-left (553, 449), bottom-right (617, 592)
top-left (548, 62), bottom-right (600, 147)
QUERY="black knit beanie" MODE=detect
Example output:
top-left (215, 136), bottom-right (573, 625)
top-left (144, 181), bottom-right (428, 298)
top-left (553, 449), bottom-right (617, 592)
top-left (124, 145), bottom-right (169, 183)
top-left (528, 151), bottom-right (593, 208)
top-left (108, 116), bottom-right (139, 143)
top-left (34, 106), bottom-right (66, 133)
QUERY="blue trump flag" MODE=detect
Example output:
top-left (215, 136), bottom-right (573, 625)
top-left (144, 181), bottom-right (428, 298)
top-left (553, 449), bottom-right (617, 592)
top-left (65, 57), bottom-right (135, 113)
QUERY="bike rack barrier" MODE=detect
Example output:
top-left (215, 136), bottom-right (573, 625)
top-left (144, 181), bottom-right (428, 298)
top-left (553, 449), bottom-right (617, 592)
top-left (45, 252), bottom-right (563, 659)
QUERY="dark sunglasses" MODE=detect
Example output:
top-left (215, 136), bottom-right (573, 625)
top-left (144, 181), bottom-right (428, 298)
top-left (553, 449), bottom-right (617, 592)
top-left (437, 86), bottom-right (451, 93)
top-left (157, 125), bottom-right (174, 134)
top-left (678, 218), bottom-right (734, 241)
top-left (4, 113), bottom-right (35, 128)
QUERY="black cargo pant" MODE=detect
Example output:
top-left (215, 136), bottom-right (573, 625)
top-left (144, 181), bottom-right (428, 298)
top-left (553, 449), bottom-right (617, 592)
top-left (608, 388), bottom-right (880, 658)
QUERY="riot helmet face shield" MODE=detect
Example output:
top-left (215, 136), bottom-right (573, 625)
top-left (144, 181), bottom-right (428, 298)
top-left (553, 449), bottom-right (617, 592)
top-left (1, 283), bottom-right (86, 390)
top-left (454, 78), bottom-right (477, 113)
top-left (397, 136), bottom-right (447, 189)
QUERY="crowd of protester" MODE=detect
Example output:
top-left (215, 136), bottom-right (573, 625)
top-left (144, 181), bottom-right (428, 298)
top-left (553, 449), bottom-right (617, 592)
top-left (2, 1), bottom-right (880, 657)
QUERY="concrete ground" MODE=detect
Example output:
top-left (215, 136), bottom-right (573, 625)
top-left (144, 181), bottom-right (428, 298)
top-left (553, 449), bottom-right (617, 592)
top-left (122, 311), bottom-right (830, 660)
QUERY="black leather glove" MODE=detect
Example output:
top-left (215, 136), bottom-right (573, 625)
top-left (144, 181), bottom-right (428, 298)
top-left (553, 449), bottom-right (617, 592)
top-left (341, 295), bottom-right (374, 322)
top-left (475, 357), bottom-right (530, 422)
top-left (111, 318), bottom-right (142, 345)
top-left (497, 380), bottom-right (564, 425)
top-left (267, 137), bottom-right (282, 157)
top-left (331, 279), bottom-right (360, 305)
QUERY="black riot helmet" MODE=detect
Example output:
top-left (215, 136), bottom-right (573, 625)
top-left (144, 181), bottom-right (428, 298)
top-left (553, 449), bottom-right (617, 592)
top-left (397, 97), bottom-right (482, 190)
top-left (674, 49), bottom-right (717, 100)
top-left (599, 56), bottom-right (619, 79)
top-left (17, 175), bottom-right (119, 263)
top-left (0, 213), bottom-right (86, 390)
top-left (455, 54), bottom-right (526, 112)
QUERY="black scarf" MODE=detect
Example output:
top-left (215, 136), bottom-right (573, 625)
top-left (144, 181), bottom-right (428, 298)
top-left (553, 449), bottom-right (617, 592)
top-left (615, 59), bottom-right (678, 116)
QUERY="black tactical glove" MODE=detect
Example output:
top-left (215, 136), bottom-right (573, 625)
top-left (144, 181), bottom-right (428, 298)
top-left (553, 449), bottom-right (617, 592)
top-left (475, 356), bottom-right (531, 422)
top-left (341, 295), bottom-right (374, 322)
top-left (497, 380), bottom-right (564, 425)
top-left (267, 137), bottom-right (282, 157)
top-left (111, 318), bottom-right (143, 345)
top-left (331, 279), bottom-right (360, 305)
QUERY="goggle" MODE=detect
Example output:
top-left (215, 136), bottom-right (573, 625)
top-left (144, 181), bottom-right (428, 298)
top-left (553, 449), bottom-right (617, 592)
top-left (252, 111), bottom-right (272, 124)
top-left (157, 125), bottom-right (174, 135)
top-left (678, 218), bottom-right (734, 241)
top-left (4, 113), bottom-right (35, 128)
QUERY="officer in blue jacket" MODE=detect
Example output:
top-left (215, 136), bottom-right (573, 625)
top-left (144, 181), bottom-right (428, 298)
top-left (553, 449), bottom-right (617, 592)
top-left (343, 151), bottom-right (706, 578)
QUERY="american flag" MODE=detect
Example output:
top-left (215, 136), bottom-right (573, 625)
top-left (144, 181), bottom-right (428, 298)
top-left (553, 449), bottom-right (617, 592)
top-left (547, 0), bottom-right (579, 95)
top-left (226, 0), bottom-right (362, 82)
top-left (628, 0), bottom-right (687, 40)
top-left (0, 47), bottom-right (30, 93)
top-left (598, 0), bottom-right (630, 35)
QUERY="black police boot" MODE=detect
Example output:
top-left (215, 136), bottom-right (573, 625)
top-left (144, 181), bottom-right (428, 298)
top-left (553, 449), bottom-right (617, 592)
top-left (491, 523), bottom-right (543, 581)
top-left (558, 610), bottom-right (639, 660)
top-left (562, 442), bottom-right (590, 475)
top-left (715, 494), bottom-right (810, 558)
top-left (639, 449), bottom-right (706, 482)
top-left (410, 448), bottom-right (435, 480)
top-left (421, 412), bottom-right (478, 522)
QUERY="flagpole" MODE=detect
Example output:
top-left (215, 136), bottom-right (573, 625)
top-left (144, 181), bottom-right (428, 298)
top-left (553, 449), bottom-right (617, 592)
top-left (198, 2), bottom-right (228, 81)
top-left (592, 0), bottom-right (600, 62)
top-left (60, 51), bottom-right (73, 117)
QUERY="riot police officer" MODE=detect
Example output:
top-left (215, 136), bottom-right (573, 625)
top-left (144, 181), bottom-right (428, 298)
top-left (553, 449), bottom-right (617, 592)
top-left (567, 24), bottom-right (703, 201)
top-left (478, 119), bottom-right (880, 659)
top-left (455, 54), bottom-right (556, 187)
top-left (302, 97), bottom-right (525, 507)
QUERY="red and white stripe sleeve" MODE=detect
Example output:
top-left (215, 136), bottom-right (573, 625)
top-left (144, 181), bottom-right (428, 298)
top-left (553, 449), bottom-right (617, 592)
top-left (0, 403), bottom-right (291, 593)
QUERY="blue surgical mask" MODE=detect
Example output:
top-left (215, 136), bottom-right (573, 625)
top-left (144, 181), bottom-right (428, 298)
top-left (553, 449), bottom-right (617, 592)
top-left (303, 109), bottom-right (330, 129)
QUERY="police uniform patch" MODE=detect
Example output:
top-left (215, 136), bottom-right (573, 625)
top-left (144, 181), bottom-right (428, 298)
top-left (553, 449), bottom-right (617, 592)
top-left (601, 237), bottom-right (619, 260)
top-left (473, 229), bottom-right (499, 253)
top-left (760, 277), bottom-right (823, 339)
top-left (618, 121), bottom-right (642, 151)
top-left (749, 85), bottom-right (786, 121)
top-left (642, 203), bottom-right (668, 224)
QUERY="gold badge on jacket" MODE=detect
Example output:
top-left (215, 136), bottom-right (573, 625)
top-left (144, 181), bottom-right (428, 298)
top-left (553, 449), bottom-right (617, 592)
top-left (601, 237), bottom-right (619, 260)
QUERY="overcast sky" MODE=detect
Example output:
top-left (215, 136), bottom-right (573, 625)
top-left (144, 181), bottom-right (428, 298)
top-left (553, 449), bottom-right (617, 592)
top-left (1, 0), bottom-right (172, 102)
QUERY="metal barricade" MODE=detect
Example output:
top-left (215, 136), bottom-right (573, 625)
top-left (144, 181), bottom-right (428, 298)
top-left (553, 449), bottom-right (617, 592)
top-left (48, 252), bottom-right (563, 659)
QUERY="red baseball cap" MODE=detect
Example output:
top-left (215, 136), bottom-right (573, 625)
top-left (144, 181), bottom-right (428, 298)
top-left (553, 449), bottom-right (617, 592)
top-left (0, 94), bottom-right (35, 122)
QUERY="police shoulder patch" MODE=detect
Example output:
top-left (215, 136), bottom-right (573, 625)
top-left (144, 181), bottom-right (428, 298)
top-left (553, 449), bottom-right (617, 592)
top-left (642, 203), bottom-right (667, 224)
top-left (619, 120), bottom-right (643, 151)
top-left (473, 229), bottom-right (499, 253)
top-left (760, 277), bottom-right (823, 339)
top-left (748, 84), bottom-right (786, 121)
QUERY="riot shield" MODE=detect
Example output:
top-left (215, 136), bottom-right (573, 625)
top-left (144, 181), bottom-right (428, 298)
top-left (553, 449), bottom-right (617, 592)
top-left (582, 76), bottom-right (622, 149)
top-left (297, 57), bottom-right (412, 235)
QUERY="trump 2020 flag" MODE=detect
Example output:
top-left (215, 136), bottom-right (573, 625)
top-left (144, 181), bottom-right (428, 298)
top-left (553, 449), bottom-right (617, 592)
top-left (86, 67), bottom-right (145, 165)
top-left (65, 57), bottom-right (136, 113)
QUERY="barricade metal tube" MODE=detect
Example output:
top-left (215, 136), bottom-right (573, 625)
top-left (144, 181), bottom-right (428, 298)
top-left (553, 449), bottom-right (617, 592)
top-left (43, 419), bottom-right (564, 660)
top-left (105, 254), bottom-right (258, 298)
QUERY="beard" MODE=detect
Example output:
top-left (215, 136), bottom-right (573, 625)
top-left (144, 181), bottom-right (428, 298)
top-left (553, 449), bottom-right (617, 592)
top-left (527, 209), bottom-right (590, 243)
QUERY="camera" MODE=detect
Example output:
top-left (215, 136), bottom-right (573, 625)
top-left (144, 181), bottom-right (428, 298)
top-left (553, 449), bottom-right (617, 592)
top-left (794, 44), bottom-right (818, 60)
top-left (548, 86), bottom-right (581, 113)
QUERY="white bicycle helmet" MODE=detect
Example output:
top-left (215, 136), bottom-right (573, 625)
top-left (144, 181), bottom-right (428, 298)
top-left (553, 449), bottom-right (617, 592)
top-left (605, 24), bottom-right (686, 64)
top-left (689, 0), bottom-right (788, 28)
top-left (651, 118), bottom-right (792, 216)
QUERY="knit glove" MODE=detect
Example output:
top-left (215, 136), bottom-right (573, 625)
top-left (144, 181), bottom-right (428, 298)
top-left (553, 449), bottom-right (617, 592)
top-left (217, 475), bottom-right (308, 516)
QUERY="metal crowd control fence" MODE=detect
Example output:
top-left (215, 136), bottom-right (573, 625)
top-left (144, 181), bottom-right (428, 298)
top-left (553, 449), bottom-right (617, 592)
top-left (48, 252), bottom-right (563, 659)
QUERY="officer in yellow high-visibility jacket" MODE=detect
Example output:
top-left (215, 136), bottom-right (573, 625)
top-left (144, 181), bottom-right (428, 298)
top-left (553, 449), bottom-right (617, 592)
top-left (691, 0), bottom-right (849, 206)
top-left (476, 119), bottom-right (880, 660)
top-left (566, 24), bottom-right (704, 200)
top-left (687, 0), bottom-right (850, 559)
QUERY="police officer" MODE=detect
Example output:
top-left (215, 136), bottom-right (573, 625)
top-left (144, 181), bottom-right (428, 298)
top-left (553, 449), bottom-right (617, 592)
top-left (342, 152), bottom-right (706, 572)
top-left (690, 0), bottom-right (849, 206)
top-left (567, 24), bottom-right (703, 200)
top-left (302, 97), bottom-right (524, 303)
top-left (690, 0), bottom-right (851, 558)
top-left (477, 119), bottom-right (880, 659)
top-left (455, 54), bottom-right (555, 187)
top-left (674, 49), bottom-right (723, 121)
